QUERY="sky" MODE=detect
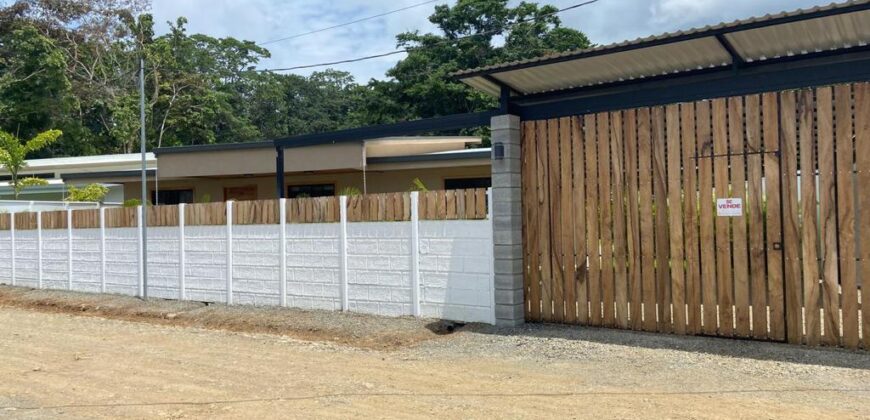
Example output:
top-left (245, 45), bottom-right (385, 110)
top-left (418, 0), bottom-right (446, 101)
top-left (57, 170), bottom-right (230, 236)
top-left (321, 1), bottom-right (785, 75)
top-left (149, 0), bottom-right (828, 82)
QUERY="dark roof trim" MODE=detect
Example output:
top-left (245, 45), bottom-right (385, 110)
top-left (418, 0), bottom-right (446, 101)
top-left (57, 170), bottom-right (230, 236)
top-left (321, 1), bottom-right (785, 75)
top-left (0, 172), bottom-right (55, 182)
top-left (154, 141), bottom-right (273, 155)
top-left (517, 49), bottom-right (870, 121)
top-left (366, 149), bottom-right (490, 165)
top-left (454, 1), bottom-right (870, 80)
top-left (61, 169), bottom-right (156, 180)
top-left (274, 110), bottom-right (499, 149)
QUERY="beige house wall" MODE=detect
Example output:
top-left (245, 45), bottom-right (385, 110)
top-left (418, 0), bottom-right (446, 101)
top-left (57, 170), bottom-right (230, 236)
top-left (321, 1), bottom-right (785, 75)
top-left (122, 163), bottom-right (490, 203)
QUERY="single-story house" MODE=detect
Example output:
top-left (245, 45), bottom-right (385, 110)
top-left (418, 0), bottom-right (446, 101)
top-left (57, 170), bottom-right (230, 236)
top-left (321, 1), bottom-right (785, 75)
top-left (1, 136), bottom-right (491, 205)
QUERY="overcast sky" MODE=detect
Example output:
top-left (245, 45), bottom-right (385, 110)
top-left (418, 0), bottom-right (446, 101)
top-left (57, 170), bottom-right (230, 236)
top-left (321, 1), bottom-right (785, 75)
top-left (150, 0), bottom-right (826, 81)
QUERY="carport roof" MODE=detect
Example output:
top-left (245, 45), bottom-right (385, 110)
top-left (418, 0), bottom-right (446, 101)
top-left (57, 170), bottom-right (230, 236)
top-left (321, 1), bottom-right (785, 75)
top-left (455, 0), bottom-right (870, 97)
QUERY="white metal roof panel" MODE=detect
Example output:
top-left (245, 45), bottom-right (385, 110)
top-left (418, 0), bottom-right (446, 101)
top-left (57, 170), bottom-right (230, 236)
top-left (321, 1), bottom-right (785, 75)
top-left (458, 1), bottom-right (870, 96)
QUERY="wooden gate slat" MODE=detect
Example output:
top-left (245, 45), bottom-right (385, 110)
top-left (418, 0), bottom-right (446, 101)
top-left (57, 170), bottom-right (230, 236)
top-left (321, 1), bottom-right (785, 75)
top-left (637, 108), bottom-right (657, 331)
top-left (681, 102), bottom-right (702, 334)
top-left (855, 82), bottom-right (870, 349)
top-left (780, 91), bottom-right (803, 345)
top-left (666, 104), bottom-right (687, 334)
top-left (559, 117), bottom-right (577, 323)
top-left (526, 123), bottom-right (543, 320)
top-left (745, 94), bottom-right (768, 339)
top-left (585, 114), bottom-right (602, 326)
top-left (548, 118), bottom-right (566, 322)
top-left (712, 98), bottom-right (734, 336)
top-left (625, 109), bottom-right (643, 330)
top-left (815, 86), bottom-right (840, 346)
top-left (611, 111), bottom-right (630, 328)
top-left (728, 97), bottom-right (751, 338)
top-left (522, 122), bottom-right (538, 320)
top-left (763, 92), bottom-right (786, 341)
top-left (835, 84), bottom-right (859, 349)
top-left (537, 120), bottom-right (554, 321)
top-left (571, 116), bottom-right (589, 323)
top-left (651, 106), bottom-right (671, 332)
top-left (697, 100), bottom-right (718, 335)
top-left (598, 112), bottom-right (616, 326)
top-left (798, 89), bottom-right (821, 346)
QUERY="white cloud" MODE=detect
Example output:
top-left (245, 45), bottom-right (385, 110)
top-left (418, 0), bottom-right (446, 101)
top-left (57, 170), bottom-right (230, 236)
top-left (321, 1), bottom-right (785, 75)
top-left (150, 0), bottom-right (831, 81)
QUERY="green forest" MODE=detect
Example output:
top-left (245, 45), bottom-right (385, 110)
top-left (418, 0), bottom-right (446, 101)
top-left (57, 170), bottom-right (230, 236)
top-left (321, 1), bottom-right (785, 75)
top-left (0, 0), bottom-right (591, 158)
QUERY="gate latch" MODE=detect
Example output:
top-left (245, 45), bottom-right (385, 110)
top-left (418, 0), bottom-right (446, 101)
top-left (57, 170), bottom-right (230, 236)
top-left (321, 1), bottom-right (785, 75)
top-left (772, 242), bottom-right (783, 251)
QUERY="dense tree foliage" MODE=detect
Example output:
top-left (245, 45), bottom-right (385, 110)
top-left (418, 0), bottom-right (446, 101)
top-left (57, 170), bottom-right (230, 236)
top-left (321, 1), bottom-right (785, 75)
top-left (0, 0), bottom-right (590, 157)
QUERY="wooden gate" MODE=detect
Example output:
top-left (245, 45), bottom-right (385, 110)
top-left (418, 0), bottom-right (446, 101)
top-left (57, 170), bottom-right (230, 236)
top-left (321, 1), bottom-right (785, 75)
top-left (521, 82), bottom-right (869, 349)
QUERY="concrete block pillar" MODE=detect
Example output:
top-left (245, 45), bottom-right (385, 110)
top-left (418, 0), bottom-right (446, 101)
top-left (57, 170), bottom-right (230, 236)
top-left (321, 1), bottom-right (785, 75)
top-left (490, 114), bottom-right (524, 327)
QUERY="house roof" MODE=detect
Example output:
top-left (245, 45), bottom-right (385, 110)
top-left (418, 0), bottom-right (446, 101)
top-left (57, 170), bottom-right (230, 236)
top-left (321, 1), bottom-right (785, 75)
top-left (455, 0), bottom-right (870, 96)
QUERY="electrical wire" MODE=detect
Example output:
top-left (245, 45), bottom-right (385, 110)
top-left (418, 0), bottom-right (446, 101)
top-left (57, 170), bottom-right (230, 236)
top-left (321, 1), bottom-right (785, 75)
top-left (257, 0), bottom-right (441, 46)
top-left (259, 0), bottom-right (598, 73)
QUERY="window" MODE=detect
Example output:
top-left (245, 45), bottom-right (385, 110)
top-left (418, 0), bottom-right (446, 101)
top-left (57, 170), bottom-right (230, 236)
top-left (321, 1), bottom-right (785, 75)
top-left (151, 189), bottom-right (194, 205)
top-left (287, 183), bottom-right (335, 198)
top-left (444, 177), bottom-right (491, 190)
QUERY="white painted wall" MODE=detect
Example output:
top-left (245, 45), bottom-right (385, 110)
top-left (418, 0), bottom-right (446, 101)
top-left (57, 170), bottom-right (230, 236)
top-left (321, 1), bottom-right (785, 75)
top-left (0, 197), bottom-right (495, 324)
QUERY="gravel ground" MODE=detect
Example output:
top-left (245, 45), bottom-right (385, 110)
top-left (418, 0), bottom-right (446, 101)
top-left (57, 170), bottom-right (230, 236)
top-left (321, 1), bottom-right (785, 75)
top-left (0, 286), bottom-right (868, 419)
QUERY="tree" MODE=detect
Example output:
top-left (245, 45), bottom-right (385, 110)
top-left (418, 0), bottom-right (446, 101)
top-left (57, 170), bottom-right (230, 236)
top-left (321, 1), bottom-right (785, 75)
top-left (66, 183), bottom-right (109, 202)
top-left (0, 129), bottom-right (62, 197)
top-left (380, 0), bottom-right (591, 120)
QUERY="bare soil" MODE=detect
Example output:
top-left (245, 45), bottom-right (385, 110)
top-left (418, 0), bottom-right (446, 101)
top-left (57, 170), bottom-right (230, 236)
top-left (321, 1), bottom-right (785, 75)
top-left (0, 286), bottom-right (868, 419)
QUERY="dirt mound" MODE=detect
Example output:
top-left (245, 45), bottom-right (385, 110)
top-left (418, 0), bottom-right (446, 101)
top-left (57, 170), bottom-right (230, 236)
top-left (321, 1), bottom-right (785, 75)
top-left (0, 285), bottom-right (442, 349)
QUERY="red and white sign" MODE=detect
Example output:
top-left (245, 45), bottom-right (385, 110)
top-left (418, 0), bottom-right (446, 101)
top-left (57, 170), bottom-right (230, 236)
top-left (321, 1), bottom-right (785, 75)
top-left (717, 198), bottom-right (743, 217)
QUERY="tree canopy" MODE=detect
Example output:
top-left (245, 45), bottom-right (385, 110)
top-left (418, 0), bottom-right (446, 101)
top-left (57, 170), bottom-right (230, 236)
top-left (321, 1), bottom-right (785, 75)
top-left (0, 0), bottom-right (592, 157)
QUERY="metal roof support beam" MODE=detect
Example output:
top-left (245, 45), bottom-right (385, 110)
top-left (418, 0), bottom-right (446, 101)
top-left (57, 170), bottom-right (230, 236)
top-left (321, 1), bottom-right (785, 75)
top-left (275, 147), bottom-right (285, 199)
top-left (273, 110), bottom-right (500, 149)
top-left (715, 34), bottom-right (746, 70)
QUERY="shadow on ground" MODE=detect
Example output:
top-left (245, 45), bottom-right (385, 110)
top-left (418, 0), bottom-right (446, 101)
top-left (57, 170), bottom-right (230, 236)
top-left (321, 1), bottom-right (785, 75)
top-left (463, 321), bottom-right (869, 370)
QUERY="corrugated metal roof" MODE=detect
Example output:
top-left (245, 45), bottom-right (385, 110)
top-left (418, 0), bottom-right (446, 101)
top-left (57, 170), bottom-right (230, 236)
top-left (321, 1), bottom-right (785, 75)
top-left (456, 1), bottom-right (870, 96)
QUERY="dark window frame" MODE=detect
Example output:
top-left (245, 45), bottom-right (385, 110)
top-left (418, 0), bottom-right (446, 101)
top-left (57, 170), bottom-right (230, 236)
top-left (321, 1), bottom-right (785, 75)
top-left (287, 183), bottom-right (335, 199)
top-left (151, 189), bottom-right (194, 205)
top-left (444, 177), bottom-right (491, 190)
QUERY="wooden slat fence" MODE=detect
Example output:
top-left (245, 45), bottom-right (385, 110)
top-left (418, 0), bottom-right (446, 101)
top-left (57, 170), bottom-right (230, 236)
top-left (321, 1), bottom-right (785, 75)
top-left (523, 81), bottom-right (869, 349)
top-left (0, 188), bottom-right (488, 231)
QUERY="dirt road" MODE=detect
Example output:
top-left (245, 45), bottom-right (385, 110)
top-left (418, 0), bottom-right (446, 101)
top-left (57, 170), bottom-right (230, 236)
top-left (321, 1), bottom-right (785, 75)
top-left (0, 293), bottom-right (868, 419)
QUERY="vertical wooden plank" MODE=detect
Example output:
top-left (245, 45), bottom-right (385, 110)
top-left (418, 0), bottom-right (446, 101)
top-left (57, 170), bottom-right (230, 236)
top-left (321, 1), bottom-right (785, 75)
top-left (537, 120), bottom-right (554, 321)
top-left (637, 108), bottom-right (657, 331)
top-left (456, 189), bottom-right (466, 221)
top-left (666, 104), bottom-right (687, 334)
top-left (571, 116), bottom-right (589, 324)
top-left (745, 94), bottom-right (768, 339)
top-left (474, 189), bottom-right (486, 219)
top-left (522, 122), bottom-right (538, 320)
top-left (524, 123), bottom-right (542, 320)
top-left (729, 97), bottom-right (751, 338)
top-left (835, 84), bottom-right (859, 349)
top-left (559, 117), bottom-right (577, 323)
top-left (446, 190), bottom-right (457, 220)
top-left (464, 189), bottom-right (475, 220)
top-left (798, 89), bottom-right (821, 346)
top-left (585, 114), bottom-right (602, 326)
top-left (548, 118), bottom-right (565, 322)
top-left (598, 112), bottom-right (615, 326)
top-left (697, 100), bottom-right (718, 335)
top-left (652, 106), bottom-right (671, 332)
top-left (713, 98), bottom-right (734, 337)
top-left (681, 102), bottom-right (702, 335)
top-left (763, 91), bottom-right (786, 341)
top-left (781, 90), bottom-right (802, 345)
top-left (854, 82), bottom-right (870, 350)
top-left (611, 111), bottom-right (630, 329)
top-left (625, 109), bottom-right (643, 330)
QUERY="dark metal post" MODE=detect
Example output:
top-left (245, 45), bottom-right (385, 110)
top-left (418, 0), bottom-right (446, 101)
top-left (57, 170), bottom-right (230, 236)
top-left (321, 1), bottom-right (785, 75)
top-left (276, 147), bottom-right (285, 199)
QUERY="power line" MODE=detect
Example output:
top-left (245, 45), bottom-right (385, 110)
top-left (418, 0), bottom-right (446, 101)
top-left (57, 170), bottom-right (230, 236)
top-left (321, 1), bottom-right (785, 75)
top-left (258, 0), bottom-right (441, 46)
top-left (259, 0), bottom-right (598, 73)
